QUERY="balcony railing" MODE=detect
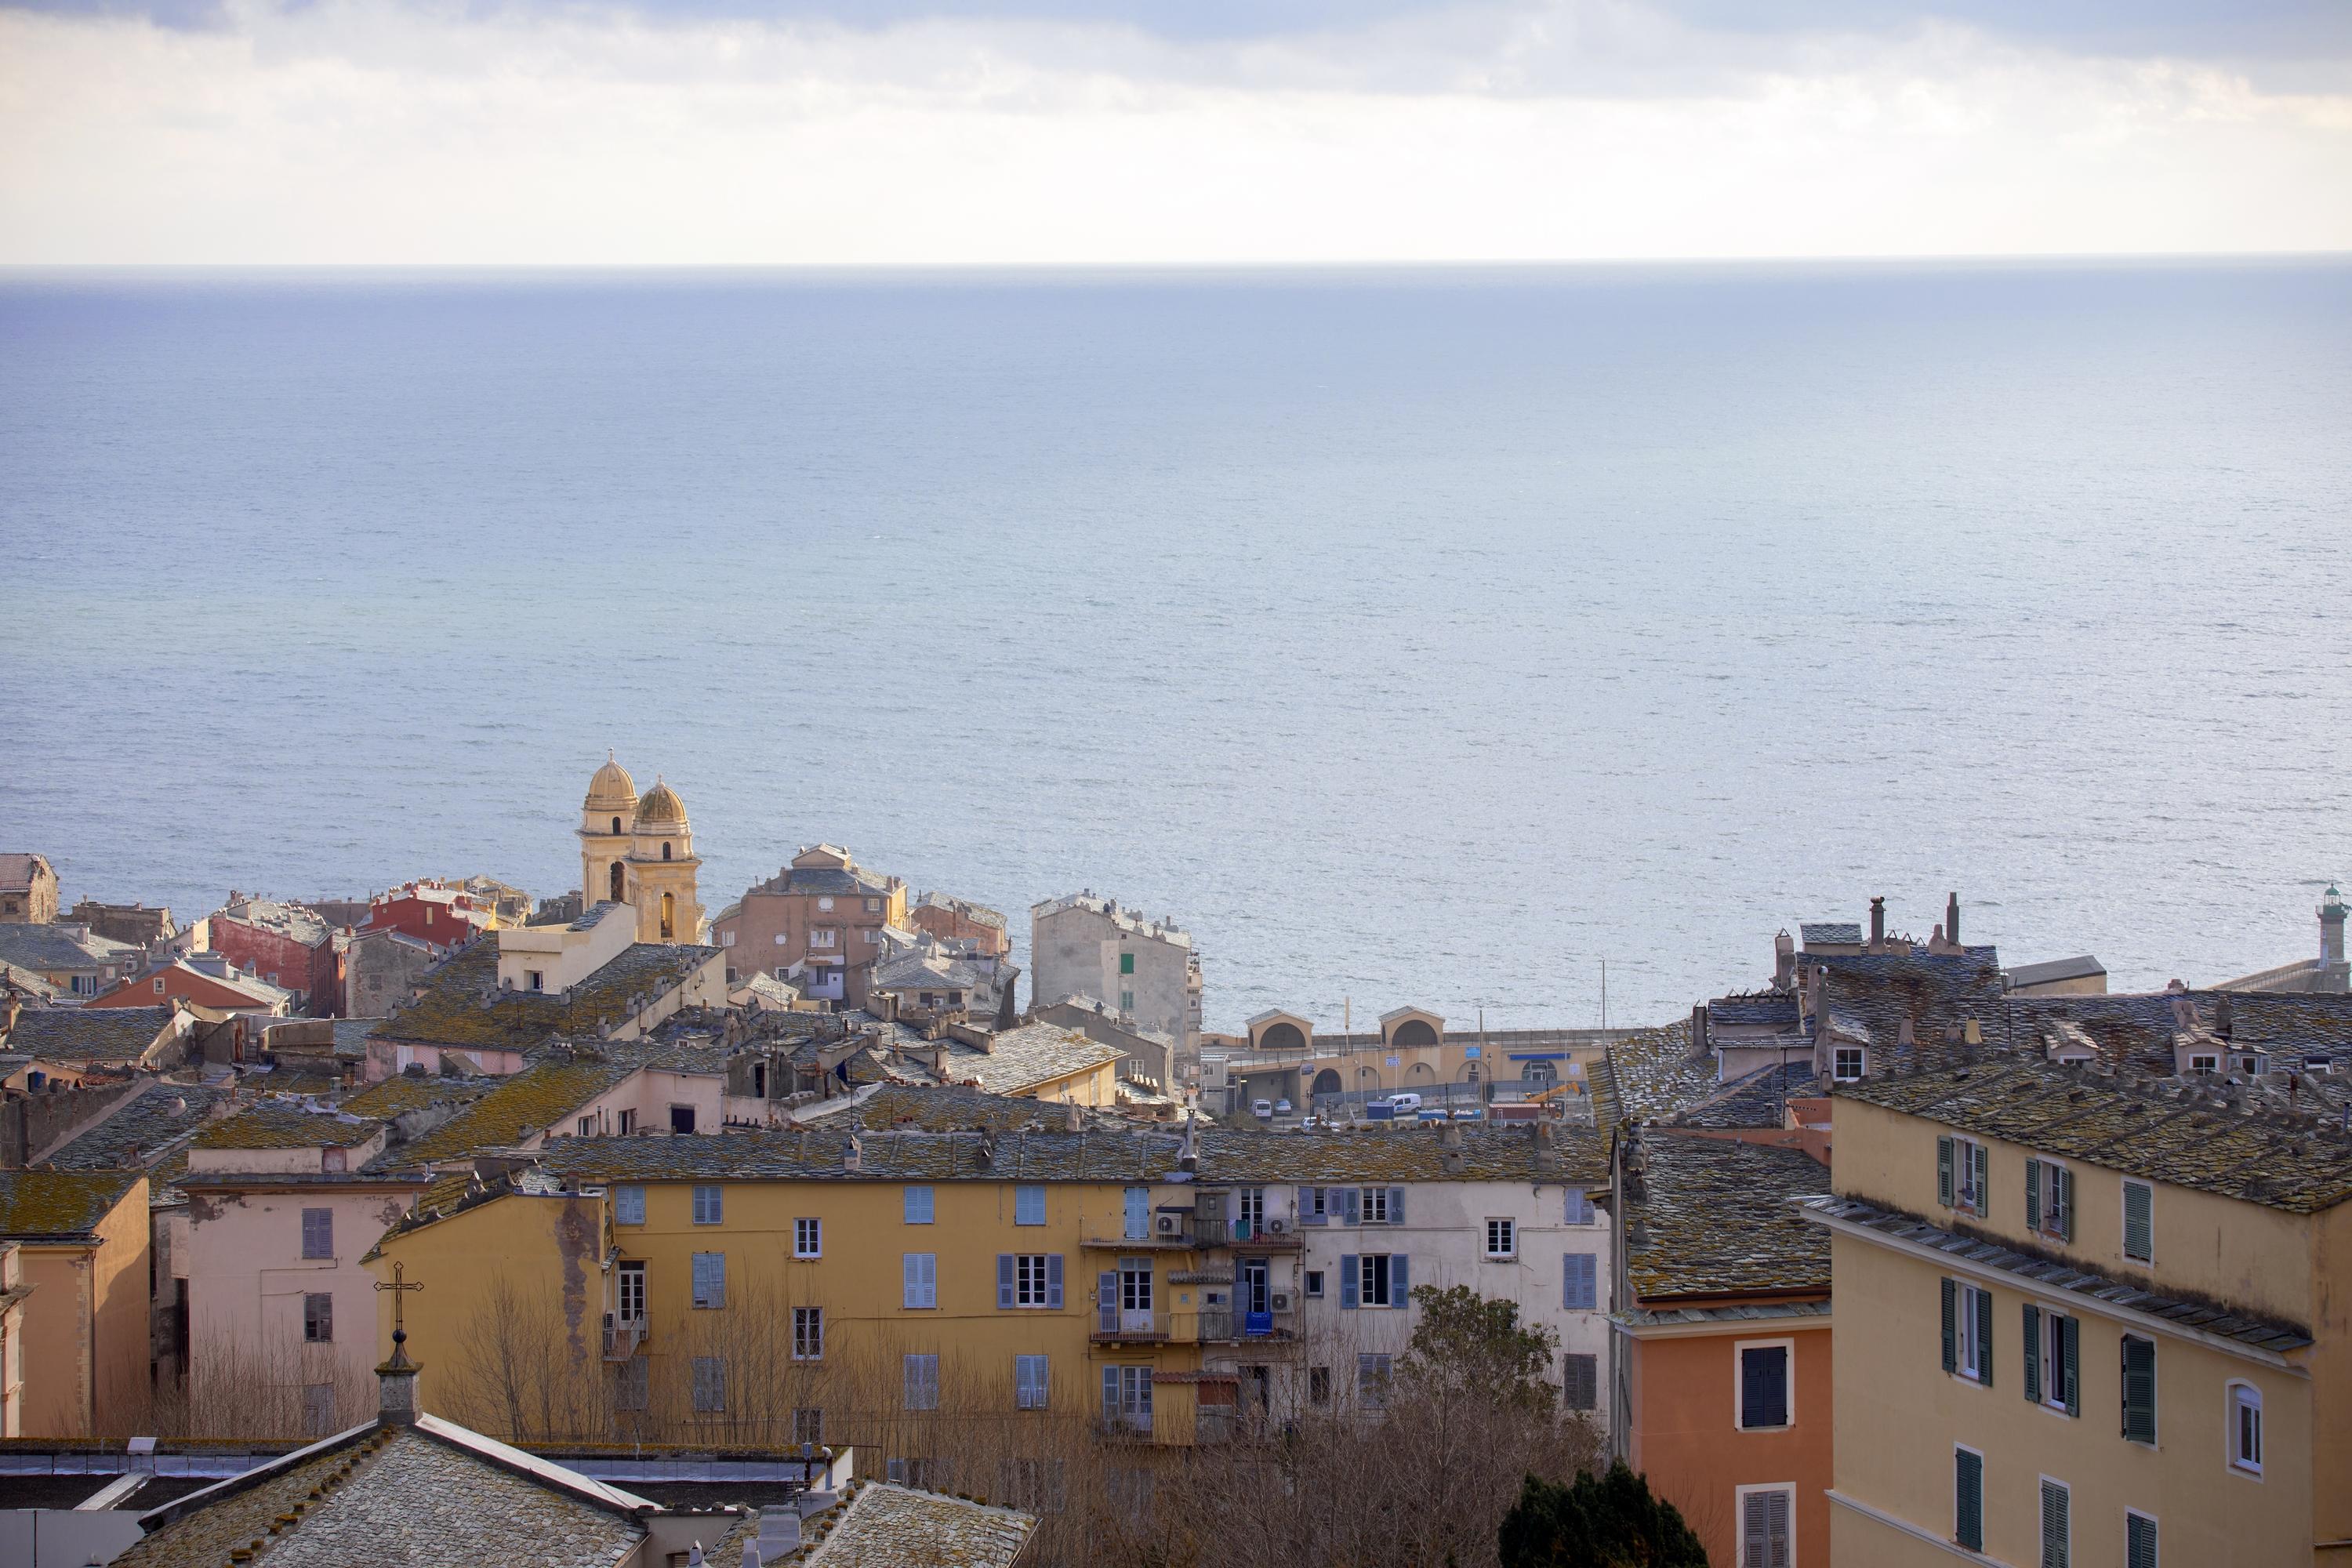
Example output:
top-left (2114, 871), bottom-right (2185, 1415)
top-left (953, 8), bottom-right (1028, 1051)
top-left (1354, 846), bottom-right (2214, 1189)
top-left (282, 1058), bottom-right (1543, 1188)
top-left (604, 1319), bottom-right (644, 1361)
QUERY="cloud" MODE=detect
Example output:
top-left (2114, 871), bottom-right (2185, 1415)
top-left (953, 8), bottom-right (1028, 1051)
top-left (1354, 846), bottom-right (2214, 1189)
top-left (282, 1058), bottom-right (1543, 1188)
top-left (0, 0), bottom-right (2345, 263)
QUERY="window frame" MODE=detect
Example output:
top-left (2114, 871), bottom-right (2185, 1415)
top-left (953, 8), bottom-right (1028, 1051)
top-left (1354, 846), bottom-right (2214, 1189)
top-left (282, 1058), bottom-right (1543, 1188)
top-left (905, 1352), bottom-right (942, 1411)
top-left (691, 1250), bottom-right (726, 1309)
top-left (614, 1185), bottom-right (645, 1225)
top-left (2227, 1381), bottom-right (2263, 1477)
top-left (300, 1207), bottom-right (333, 1261)
top-left (616, 1261), bottom-right (646, 1325)
top-left (2029, 1156), bottom-right (2074, 1240)
top-left (2125, 1509), bottom-right (2158, 1568)
top-left (1303, 1269), bottom-right (1324, 1300)
top-left (1733, 1338), bottom-right (1795, 1432)
top-left (1562, 1351), bottom-right (1599, 1413)
top-left (1359, 1253), bottom-right (1394, 1308)
top-left (303, 1291), bottom-right (333, 1344)
top-left (1563, 1250), bottom-right (1599, 1311)
top-left (1012, 1252), bottom-right (1058, 1308)
top-left (691, 1355), bottom-right (726, 1413)
top-left (1483, 1217), bottom-right (1517, 1260)
top-left (1831, 1045), bottom-right (1866, 1082)
top-left (792, 1305), bottom-right (824, 1361)
top-left (1014, 1185), bottom-right (1047, 1225)
top-left (1942, 1134), bottom-right (1989, 1217)
top-left (904, 1185), bottom-right (935, 1225)
top-left (904, 1251), bottom-right (939, 1309)
top-left (794, 1217), bottom-right (822, 1258)
top-left (2024, 1302), bottom-right (2078, 1417)
top-left (691, 1185), bottom-right (724, 1225)
top-left (1733, 1482), bottom-right (1797, 1568)
top-left (1564, 1187), bottom-right (1598, 1226)
top-left (1015, 1352), bottom-right (1051, 1410)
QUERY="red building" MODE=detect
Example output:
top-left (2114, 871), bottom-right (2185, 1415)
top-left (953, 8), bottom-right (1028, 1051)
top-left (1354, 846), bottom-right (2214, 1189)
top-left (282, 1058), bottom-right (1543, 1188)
top-left (89, 955), bottom-right (292, 1014)
top-left (208, 896), bottom-right (343, 1016)
top-left (356, 880), bottom-right (495, 950)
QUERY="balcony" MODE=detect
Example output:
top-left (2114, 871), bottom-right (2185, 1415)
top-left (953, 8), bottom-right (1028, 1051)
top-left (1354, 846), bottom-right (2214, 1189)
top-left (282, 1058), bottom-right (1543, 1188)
top-left (604, 1319), bottom-right (644, 1362)
top-left (1091, 1308), bottom-right (1169, 1345)
top-left (1083, 1229), bottom-right (1197, 1251)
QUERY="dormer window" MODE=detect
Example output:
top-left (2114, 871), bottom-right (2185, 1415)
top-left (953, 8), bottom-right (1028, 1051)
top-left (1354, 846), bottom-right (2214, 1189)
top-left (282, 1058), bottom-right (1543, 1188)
top-left (2189, 1054), bottom-right (2218, 1075)
top-left (1833, 1046), bottom-right (1866, 1082)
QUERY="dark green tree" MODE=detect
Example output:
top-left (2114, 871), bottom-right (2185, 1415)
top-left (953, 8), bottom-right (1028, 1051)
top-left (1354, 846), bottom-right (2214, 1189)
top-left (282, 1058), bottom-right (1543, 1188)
top-left (1496, 1463), bottom-right (1709, 1568)
top-left (1403, 1283), bottom-right (1560, 1413)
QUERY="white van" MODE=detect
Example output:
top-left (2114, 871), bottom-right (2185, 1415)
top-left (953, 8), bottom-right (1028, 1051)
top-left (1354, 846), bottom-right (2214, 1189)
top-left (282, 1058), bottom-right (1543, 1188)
top-left (1252, 1099), bottom-right (1274, 1119)
top-left (1387, 1092), bottom-right (1423, 1114)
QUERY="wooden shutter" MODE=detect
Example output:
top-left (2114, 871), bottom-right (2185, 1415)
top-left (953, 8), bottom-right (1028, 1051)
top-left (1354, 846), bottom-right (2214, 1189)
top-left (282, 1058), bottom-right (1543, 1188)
top-left (2122, 1336), bottom-right (2157, 1444)
top-left (997, 1254), bottom-right (1016, 1309)
top-left (1341, 1187), bottom-right (1360, 1225)
top-left (1097, 1272), bottom-right (1118, 1333)
top-left (1938, 1136), bottom-right (1954, 1206)
top-left (1392, 1254), bottom-right (1410, 1301)
top-left (1046, 1254), bottom-right (1065, 1309)
top-left (2040, 1478), bottom-right (2068, 1568)
top-left (2022, 1303), bottom-right (2042, 1403)
top-left (1388, 1187), bottom-right (1406, 1225)
top-left (1742, 1491), bottom-right (1769, 1568)
top-left (1339, 1255), bottom-right (1359, 1309)
top-left (1761, 1489), bottom-right (1791, 1568)
top-left (1974, 1287), bottom-right (1993, 1388)
top-left (2125, 1513), bottom-right (2158, 1568)
top-left (2025, 1157), bottom-right (2041, 1229)
top-left (1973, 1144), bottom-right (1987, 1208)
top-left (2060, 1313), bottom-right (2079, 1416)
top-left (1299, 1185), bottom-right (1324, 1225)
top-left (2123, 1181), bottom-right (2153, 1262)
top-left (2056, 1166), bottom-right (2074, 1240)
top-left (1955, 1449), bottom-right (1983, 1552)
top-left (1940, 1278), bottom-right (1958, 1374)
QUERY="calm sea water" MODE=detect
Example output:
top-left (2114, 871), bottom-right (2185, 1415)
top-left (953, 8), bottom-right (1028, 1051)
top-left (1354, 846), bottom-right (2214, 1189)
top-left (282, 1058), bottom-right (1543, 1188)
top-left (3, 263), bottom-right (2349, 1029)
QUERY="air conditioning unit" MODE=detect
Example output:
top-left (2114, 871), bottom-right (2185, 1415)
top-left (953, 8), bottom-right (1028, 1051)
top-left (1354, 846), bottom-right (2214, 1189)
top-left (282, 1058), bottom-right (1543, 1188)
top-left (1269, 1290), bottom-right (1293, 1312)
top-left (1155, 1213), bottom-right (1183, 1236)
top-left (579, 1185), bottom-right (606, 1198)
top-left (1267, 1218), bottom-right (1288, 1235)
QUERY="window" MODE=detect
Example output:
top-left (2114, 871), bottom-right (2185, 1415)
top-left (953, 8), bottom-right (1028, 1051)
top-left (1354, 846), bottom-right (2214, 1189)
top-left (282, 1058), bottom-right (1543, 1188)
top-left (1738, 1485), bottom-right (1793, 1568)
top-left (614, 1358), bottom-right (648, 1412)
top-left (793, 1406), bottom-right (823, 1445)
top-left (1565, 1188), bottom-right (1597, 1225)
top-left (1563, 1352), bottom-right (1598, 1411)
top-left (303, 1293), bottom-right (333, 1344)
top-left (2122, 1180), bottom-right (2154, 1264)
top-left (1000, 1253), bottom-right (1065, 1308)
top-left (1360, 1186), bottom-right (1403, 1224)
top-left (614, 1185), bottom-right (644, 1225)
top-left (1357, 1353), bottom-right (1393, 1410)
top-left (1737, 1341), bottom-right (1791, 1429)
top-left (2027, 1157), bottom-right (2074, 1240)
top-left (617, 1109), bottom-right (636, 1135)
top-left (1236, 1187), bottom-right (1265, 1236)
top-left (2228, 1382), bottom-right (2263, 1475)
top-left (670, 1105), bottom-right (697, 1134)
top-left (1102, 1365), bottom-right (1152, 1432)
top-left (1341, 1253), bottom-right (1404, 1308)
top-left (905, 1185), bottom-right (935, 1224)
top-left (1014, 1185), bottom-right (1047, 1225)
top-left (1485, 1218), bottom-right (1517, 1259)
top-left (692, 1356), bottom-right (726, 1412)
top-left (792, 1306), bottom-right (823, 1360)
top-left (154, 977), bottom-right (165, 993)
top-left (1015, 1353), bottom-right (1051, 1410)
top-left (692, 1185), bottom-right (723, 1225)
top-left (617, 1262), bottom-right (645, 1324)
top-left (818, 896), bottom-right (834, 911)
top-left (1954, 1446), bottom-right (1984, 1552)
top-left (811, 927), bottom-right (837, 948)
top-left (2022, 1305), bottom-right (2078, 1416)
top-left (691, 1252), bottom-right (726, 1308)
top-left (1120, 952), bottom-right (1135, 975)
top-left (1563, 1252), bottom-right (1599, 1310)
top-left (1937, 1135), bottom-right (1989, 1216)
top-left (2121, 1335), bottom-right (2157, 1445)
top-left (303, 1384), bottom-right (337, 1437)
top-left (2188, 1054), bottom-right (2218, 1075)
top-left (1309, 1366), bottom-right (1332, 1405)
top-left (1832, 1045), bottom-right (1866, 1082)
top-left (1123, 1186), bottom-right (1149, 1239)
top-left (1120, 990), bottom-right (1134, 1013)
top-left (2039, 1477), bottom-right (2071, 1568)
top-left (1299, 1185), bottom-right (1330, 1225)
top-left (2125, 1511), bottom-right (2158, 1568)
top-left (998, 1458), bottom-right (1068, 1515)
top-left (904, 1252), bottom-right (938, 1308)
top-left (905, 1352), bottom-right (942, 1410)
top-left (794, 1218), bottom-right (822, 1258)
top-left (527, 970), bottom-right (545, 993)
top-left (887, 1457), bottom-right (952, 1489)
top-left (866, 897), bottom-right (881, 913)
top-left (1941, 1279), bottom-right (1994, 1385)
top-left (301, 1207), bottom-right (332, 1260)
top-left (577, 1116), bottom-right (594, 1138)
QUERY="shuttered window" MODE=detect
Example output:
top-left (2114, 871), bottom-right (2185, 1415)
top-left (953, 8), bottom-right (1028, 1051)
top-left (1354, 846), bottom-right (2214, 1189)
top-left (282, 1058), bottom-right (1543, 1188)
top-left (1944, 1279), bottom-right (1991, 1385)
top-left (1015, 1354), bottom-right (1050, 1410)
top-left (1563, 1352), bottom-right (1597, 1411)
top-left (1740, 1487), bottom-right (1792, 1568)
top-left (692, 1185), bottom-right (723, 1225)
top-left (2125, 1511), bottom-right (2158, 1568)
top-left (2123, 1180), bottom-right (2154, 1263)
top-left (1739, 1345), bottom-right (1790, 1428)
top-left (2122, 1336), bottom-right (2158, 1446)
top-left (2039, 1477), bottom-right (2071, 1568)
top-left (301, 1207), bottom-right (333, 1260)
top-left (1014, 1185), bottom-right (1047, 1225)
top-left (903, 1253), bottom-right (938, 1308)
top-left (1954, 1448), bottom-right (1983, 1552)
top-left (2024, 1306), bottom-right (2078, 1415)
top-left (1563, 1252), bottom-right (1599, 1310)
top-left (1564, 1188), bottom-right (1596, 1225)
top-left (691, 1251), bottom-right (726, 1308)
top-left (1000, 1254), bottom-right (1063, 1308)
top-left (613, 1185), bottom-right (644, 1225)
top-left (904, 1353), bottom-right (940, 1410)
top-left (691, 1356), bottom-right (726, 1412)
top-left (904, 1185), bottom-right (935, 1224)
top-left (2027, 1159), bottom-right (2074, 1240)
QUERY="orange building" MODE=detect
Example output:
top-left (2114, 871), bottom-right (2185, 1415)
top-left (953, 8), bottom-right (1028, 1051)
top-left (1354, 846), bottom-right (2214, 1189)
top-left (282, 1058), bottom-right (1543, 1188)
top-left (0, 1170), bottom-right (152, 1436)
top-left (1611, 1127), bottom-right (1831, 1568)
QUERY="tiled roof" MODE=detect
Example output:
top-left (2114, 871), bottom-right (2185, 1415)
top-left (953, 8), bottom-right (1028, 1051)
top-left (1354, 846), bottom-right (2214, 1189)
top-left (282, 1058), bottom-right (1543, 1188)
top-left (1602, 1021), bottom-right (1722, 1124)
top-left (330, 1019), bottom-right (382, 1058)
top-left (915, 891), bottom-right (1007, 930)
top-left (1803, 1196), bottom-right (2314, 1352)
top-left (217, 898), bottom-right (335, 949)
top-left (0, 854), bottom-right (52, 890)
top-left (1670, 1062), bottom-right (1818, 1130)
top-left (1806, 949), bottom-right (2008, 1065)
top-left (873, 947), bottom-right (1003, 997)
top-left (1798, 923), bottom-right (1861, 945)
top-left (370, 942), bottom-right (720, 1052)
top-left (936, 1024), bottom-right (1120, 1097)
top-left (1029, 893), bottom-right (1192, 949)
top-left (1, 1006), bottom-right (179, 1062)
top-left (43, 1082), bottom-right (227, 1171)
top-left (789, 1482), bottom-right (1036, 1568)
top-left (118, 1420), bottom-right (650, 1568)
top-left (757, 864), bottom-right (893, 899)
top-left (386, 1058), bottom-right (643, 1166)
top-left (339, 1076), bottom-right (500, 1120)
top-left (0, 1170), bottom-right (143, 1239)
top-left (1621, 1299), bottom-right (1832, 1330)
top-left (194, 1102), bottom-right (384, 1151)
top-left (1621, 1132), bottom-right (1831, 1301)
top-left (2005, 955), bottom-right (2107, 987)
top-left (1707, 991), bottom-right (1801, 1028)
top-left (1196, 1123), bottom-right (1609, 1185)
top-left (800, 1083), bottom-right (1091, 1134)
top-left (1834, 1057), bottom-right (2352, 1213)
top-left (0, 961), bottom-right (60, 1000)
top-left (0, 924), bottom-right (138, 971)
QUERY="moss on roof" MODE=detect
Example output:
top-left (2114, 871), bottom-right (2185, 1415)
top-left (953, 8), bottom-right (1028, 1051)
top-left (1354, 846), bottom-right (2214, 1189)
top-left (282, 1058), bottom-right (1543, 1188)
top-left (390, 1059), bottom-right (641, 1166)
top-left (193, 1103), bottom-right (385, 1151)
top-left (2, 1007), bottom-right (178, 1063)
top-left (1622, 1132), bottom-right (1831, 1301)
top-left (0, 1170), bottom-right (143, 1239)
top-left (370, 941), bottom-right (719, 1052)
top-left (339, 1076), bottom-right (499, 1120)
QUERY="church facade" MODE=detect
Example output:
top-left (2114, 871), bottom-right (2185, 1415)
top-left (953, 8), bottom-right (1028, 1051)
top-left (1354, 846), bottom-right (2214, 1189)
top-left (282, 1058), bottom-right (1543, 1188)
top-left (577, 753), bottom-right (705, 943)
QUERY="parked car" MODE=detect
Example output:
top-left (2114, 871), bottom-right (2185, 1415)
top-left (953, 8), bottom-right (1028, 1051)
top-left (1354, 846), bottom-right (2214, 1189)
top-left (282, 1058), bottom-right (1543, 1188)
top-left (1274, 1098), bottom-right (1293, 1116)
top-left (1252, 1099), bottom-right (1274, 1119)
top-left (1450, 1107), bottom-right (1483, 1120)
top-left (1300, 1114), bottom-right (1328, 1130)
top-left (1388, 1092), bottom-right (1423, 1114)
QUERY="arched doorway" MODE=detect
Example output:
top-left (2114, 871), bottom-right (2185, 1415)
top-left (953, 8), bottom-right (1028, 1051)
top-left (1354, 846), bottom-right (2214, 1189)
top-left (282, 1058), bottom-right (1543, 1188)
top-left (1406, 1062), bottom-right (1436, 1084)
top-left (1392, 1018), bottom-right (1438, 1048)
top-left (1312, 1069), bottom-right (1342, 1097)
top-left (1526, 1060), bottom-right (1557, 1086)
top-left (1261, 1022), bottom-right (1305, 1051)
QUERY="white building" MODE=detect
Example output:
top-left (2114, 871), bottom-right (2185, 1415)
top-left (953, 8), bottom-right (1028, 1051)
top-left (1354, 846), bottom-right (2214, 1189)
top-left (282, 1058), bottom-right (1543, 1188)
top-left (1031, 892), bottom-right (1197, 1058)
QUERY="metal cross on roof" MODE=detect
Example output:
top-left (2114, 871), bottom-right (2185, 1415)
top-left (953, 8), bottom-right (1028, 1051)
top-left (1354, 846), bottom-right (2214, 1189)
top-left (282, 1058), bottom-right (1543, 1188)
top-left (375, 1260), bottom-right (423, 1341)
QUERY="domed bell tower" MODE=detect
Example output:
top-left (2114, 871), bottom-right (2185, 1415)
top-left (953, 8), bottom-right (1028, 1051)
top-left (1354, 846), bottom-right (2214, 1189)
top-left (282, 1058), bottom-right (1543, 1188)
top-left (579, 752), bottom-right (639, 916)
top-left (626, 775), bottom-right (702, 943)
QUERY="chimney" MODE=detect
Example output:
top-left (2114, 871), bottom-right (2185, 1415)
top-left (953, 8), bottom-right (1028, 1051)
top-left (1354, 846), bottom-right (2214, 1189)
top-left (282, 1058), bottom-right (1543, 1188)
top-left (844, 1134), bottom-right (862, 1174)
top-left (1690, 1004), bottom-right (1709, 1060)
top-left (1773, 931), bottom-right (1795, 991)
top-left (2321, 885), bottom-right (2347, 978)
top-left (2215, 994), bottom-right (2234, 1039)
top-left (1869, 897), bottom-right (1886, 949)
top-left (1946, 891), bottom-right (1961, 946)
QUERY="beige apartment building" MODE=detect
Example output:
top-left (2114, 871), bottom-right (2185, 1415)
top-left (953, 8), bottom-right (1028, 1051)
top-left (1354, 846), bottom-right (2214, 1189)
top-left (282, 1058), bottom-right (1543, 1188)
top-left (713, 844), bottom-right (906, 1009)
top-left (1808, 1057), bottom-right (2350, 1568)
top-left (1030, 892), bottom-right (1198, 1057)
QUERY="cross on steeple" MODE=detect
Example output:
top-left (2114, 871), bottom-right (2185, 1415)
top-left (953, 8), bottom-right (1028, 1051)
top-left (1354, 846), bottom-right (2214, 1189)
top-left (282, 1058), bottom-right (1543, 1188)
top-left (373, 1262), bottom-right (426, 1425)
top-left (376, 1260), bottom-right (423, 1341)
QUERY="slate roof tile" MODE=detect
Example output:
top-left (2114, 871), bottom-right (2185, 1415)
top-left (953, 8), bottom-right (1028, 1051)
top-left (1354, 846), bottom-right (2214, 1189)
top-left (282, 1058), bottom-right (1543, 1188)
top-left (1621, 1133), bottom-right (1831, 1301)
top-left (370, 942), bottom-right (720, 1053)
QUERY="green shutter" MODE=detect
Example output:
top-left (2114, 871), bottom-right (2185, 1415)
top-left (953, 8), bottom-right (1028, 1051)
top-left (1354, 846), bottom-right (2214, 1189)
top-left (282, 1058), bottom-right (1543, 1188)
top-left (2126, 1512), bottom-right (2158, 1568)
top-left (2122, 1335), bottom-right (2157, 1444)
top-left (1938, 1136), bottom-right (1954, 1207)
top-left (2123, 1181), bottom-right (2153, 1263)
top-left (2022, 1303), bottom-right (2042, 1403)
top-left (2056, 1166), bottom-right (2075, 1241)
top-left (1973, 1142), bottom-right (1988, 1208)
top-left (1955, 1448), bottom-right (1983, 1552)
top-left (1974, 1287), bottom-right (1994, 1388)
top-left (2026, 1157), bottom-right (2041, 1229)
top-left (2040, 1478), bottom-right (2069, 1568)
top-left (1940, 1278), bottom-right (1958, 1374)
top-left (2060, 1314), bottom-right (2079, 1416)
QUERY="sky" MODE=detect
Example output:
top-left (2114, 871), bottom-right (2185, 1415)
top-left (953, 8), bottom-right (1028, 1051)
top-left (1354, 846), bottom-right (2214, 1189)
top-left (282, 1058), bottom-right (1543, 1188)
top-left (0, 0), bottom-right (2348, 263)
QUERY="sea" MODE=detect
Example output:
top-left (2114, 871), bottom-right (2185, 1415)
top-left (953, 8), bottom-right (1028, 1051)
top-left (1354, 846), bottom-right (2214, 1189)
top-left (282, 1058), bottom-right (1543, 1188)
top-left (2, 261), bottom-right (2349, 1032)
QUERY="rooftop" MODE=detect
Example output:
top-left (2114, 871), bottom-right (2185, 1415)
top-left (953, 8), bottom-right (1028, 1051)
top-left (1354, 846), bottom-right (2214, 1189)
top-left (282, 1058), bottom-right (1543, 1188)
top-left (1601, 1020), bottom-right (1722, 1125)
top-left (1030, 892), bottom-right (1192, 949)
top-left (0, 1169), bottom-right (144, 1240)
top-left (387, 1057), bottom-right (644, 1166)
top-left (914, 891), bottom-right (1007, 930)
top-left (789, 1482), bottom-right (1036, 1568)
top-left (935, 1024), bottom-right (1121, 1097)
top-left (42, 1081), bottom-right (227, 1171)
top-left (370, 941), bottom-right (720, 1052)
top-left (1669, 1061), bottom-right (1820, 1131)
top-left (0, 854), bottom-right (53, 891)
top-left (194, 1102), bottom-right (385, 1152)
top-left (2, 1005), bottom-right (181, 1063)
top-left (1621, 1132), bottom-right (1831, 1301)
top-left (2006, 955), bottom-right (2108, 988)
top-left (1834, 1056), bottom-right (2352, 1214)
top-left (0, 923), bottom-right (139, 972)
top-left (218, 898), bottom-right (336, 949)
top-left (1798, 922), bottom-right (1861, 946)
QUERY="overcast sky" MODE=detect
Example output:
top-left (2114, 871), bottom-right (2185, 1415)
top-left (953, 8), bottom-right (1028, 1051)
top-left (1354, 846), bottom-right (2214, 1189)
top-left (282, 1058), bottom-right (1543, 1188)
top-left (2, 0), bottom-right (2347, 263)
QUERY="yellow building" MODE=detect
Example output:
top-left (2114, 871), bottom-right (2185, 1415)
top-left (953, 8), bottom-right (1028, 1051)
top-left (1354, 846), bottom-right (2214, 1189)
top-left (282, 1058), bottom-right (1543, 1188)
top-left (1809, 1058), bottom-right (2352, 1568)
top-left (0, 1170), bottom-right (151, 1436)
top-left (577, 753), bottom-right (704, 944)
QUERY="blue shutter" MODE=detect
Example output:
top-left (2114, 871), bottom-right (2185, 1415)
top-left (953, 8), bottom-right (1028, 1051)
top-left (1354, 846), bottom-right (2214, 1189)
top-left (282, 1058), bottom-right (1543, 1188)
top-left (1299, 1186), bottom-right (1325, 1225)
top-left (1388, 1187), bottom-right (1406, 1225)
top-left (2123, 1181), bottom-right (2153, 1262)
top-left (1340, 1255), bottom-right (1359, 1309)
top-left (1341, 1188), bottom-right (1360, 1225)
top-left (2056, 1166), bottom-right (2074, 1242)
top-left (905, 1185), bottom-right (934, 1224)
top-left (998, 1254), bottom-right (1016, 1309)
top-left (2122, 1336), bottom-right (2157, 1444)
top-left (1046, 1254), bottom-right (1065, 1309)
top-left (1391, 1254), bottom-right (1410, 1302)
top-left (1124, 1187), bottom-right (1149, 1237)
top-left (1098, 1272), bottom-right (1118, 1334)
top-left (2023, 1303), bottom-right (2041, 1404)
top-left (1563, 1253), bottom-right (1597, 1310)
